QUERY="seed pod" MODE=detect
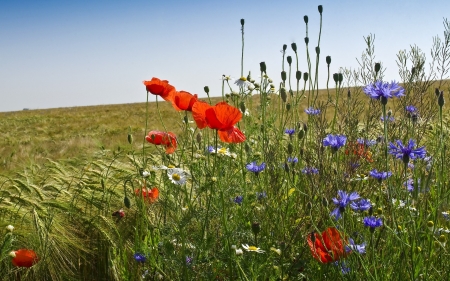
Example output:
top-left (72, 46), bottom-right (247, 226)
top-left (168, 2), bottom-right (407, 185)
top-left (315, 46), bottom-right (320, 55)
top-left (303, 72), bottom-right (309, 82)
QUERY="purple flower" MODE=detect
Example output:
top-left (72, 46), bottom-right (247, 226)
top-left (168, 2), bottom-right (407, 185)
top-left (285, 128), bottom-right (295, 136)
top-left (363, 80), bottom-right (405, 101)
top-left (357, 138), bottom-right (377, 147)
top-left (233, 195), bottom-right (243, 205)
top-left (301, 167), bottom-right (319, 175)
top-left (380, 115), bottom-right (395, 122)
top-left (134, 253), bottom-right (146, 263)
top-left (350, 199), bottom-right (372, 212)
top-left (186, 256), bottom-right (193, 265)
top-left (406, 105), bottom-right (417, 113)
top-left (331, 190), bottom-right (360, 220)
top-left (323, 134), bottom-right (347, 152)
top-left (345, 238), bottom-right (366, 254)
top-left (305, 107), bottom-right (321, 115)
top-left (388, 139), bottom-right (426, 164)
top-left (256, 191), bottom-right (267, 200)
top-left (246, 162), bottom-right (266, 174)
top-left (363, 216), bottom-right (383, 230)
top-left (369, 169), bottom-right (392, 182)
top-left (287, 157), bottom-right (298, 164)
top-left (404, 178), bottom-right (414, 192)
top-left (333, 261), bottom-right (351, 274)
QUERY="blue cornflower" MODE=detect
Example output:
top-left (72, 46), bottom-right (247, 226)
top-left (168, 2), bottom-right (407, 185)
top-left (369, 169), bottom-right (392, 182)
top-left (134, 253), bottom-right (146, 263)
top-left (287, 157), bottom-right (298, 164)
top-left (246, 162), bottom-right (266, 174)
top-left (301, 167), bottom-right (319, 175)
top-left (350, 199), bottom-right (372, 212)
top-left (233, 195), bottom-right (243, 205)
top-left (323, 134), bottom-right (347, 152)
top-left (186, 256), bottom-right (193, 266)
top-left (345, 238), bottom-right (366, 254)
top-left (406, 105), bottom-right (417, 113)
top-left (285, 128), bottom-right (295, 136)
top-left (404, 178), bottom-right (414, 192)
top-left (256, 191), bottom-right (267, 200)
top-left (380, 115), bottom-right (395, 122)
top-left (331, 190), bottom-right (360, 220)
top-left (388, 139), bottom-right (426, 164)
top-left (357, 138), bottom-right (377, 147)
top-left (305, 107), bottom-right (321, 115)
top-left (333, 261), bottom-right (351, 274)
top-left (363, 80), bottom-right (405, 103)
top-left (207, 146), bottom-right (215, 153)
top-left (363, 216), bottom-right (383, 231)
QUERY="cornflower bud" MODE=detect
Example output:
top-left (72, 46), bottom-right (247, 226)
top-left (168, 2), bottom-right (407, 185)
top-left (318, 5), bottom-right (323, 14)
top-left (326, 56), bottom-right (331, 65)
top-left (291, 42), bottom-right (297, 53)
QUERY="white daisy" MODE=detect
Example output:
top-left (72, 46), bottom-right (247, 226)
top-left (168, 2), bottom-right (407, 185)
top-left (242, 244), bottom-right (265, 253)
top-left (6, 225), bottom-right (14, 232)
top-left (234, 77), bottom-right (252, 89)
top-left (270, 247), bottom-right (281, 255)
top-left (167, 168), bottom-right (189, 185)
top-left (235, 248), bottom-right (244, 255)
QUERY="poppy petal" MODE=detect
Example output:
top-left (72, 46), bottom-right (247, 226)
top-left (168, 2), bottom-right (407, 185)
top-left (146, 131), bottom-right (164, 145)
top-left (192, 101), bottom-right (212, 129)
top-left (164, 132), bottom-right (177, 154)
top-left (322, 227), bottom-right (347, 261)
top-left (307, 233), bottom-right (333, 263)
top-left (143, 78), bottom-right (175, 102)
top-left (208, 102), bottom-right (242, 130)
top-left (218, 127), bottom-right (246, 143)
top-left (11, 249), bottom-right (38, 268)
top-left (173, 91), bottom-right (198, 111)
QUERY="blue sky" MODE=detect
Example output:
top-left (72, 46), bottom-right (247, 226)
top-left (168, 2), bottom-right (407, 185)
top-left (1, 0), bottom-right (449, 112)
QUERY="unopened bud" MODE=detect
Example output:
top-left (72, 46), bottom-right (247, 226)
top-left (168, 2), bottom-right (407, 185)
top-left (204, 86), bottom-right (209, 94)
top-left (338, 73), bottom-right (343, 84)
top-left (124, 196), bottom-right (131, 208)
top-left (260, 62), bottom-right (266, 73)
top-left (438, 91), bottom-right (445, 107)
top-left (303, 72), bottom-right (309, 81)
top-left (252, 222), bottom-right (261, 235)
top-left (304, 37), bottom-right (309, 44)
top-left (196, 132), bottom-right (202, 144)
top-left (315, 46), bottom-right (320, 55)
top-left (298, 129), bottom-right (305, 139)
top-left (281, 71), bottom-right (287, 82)
top-left (240, 19), bottom-right (245, 26)
top-left (435, 88), bottom-right (440, 97)
top-left (347, 90), bottom-right (351, 98)
top-left (283, 44), bottom-right (287, 51)
top-left (239, 102), bottom-right (246, 113)
top-left (318, 5), bottom-right (323, 14)
top-left (296, 70), bottom-right (302, 81)
top-left (377, 208), bottom-right (383, 215)
top-left (286, 103), bottom-right (291, 111)
top-left (375, 63), bottom-right (381, 73)
top-left (304, 15), bottom-right (308, 24)
top-left (333, 73), bottom-right (339, 83)
top-left (280, 88), bottom-right (287, 102)
top-left (291, 42), bottom-right (297, 53)
top-left (287, 56), bottom-right (292, 65)
top-left (287, 143), bottom-right (293, 154)
top-left (326, 56), bottom-right (331, 65)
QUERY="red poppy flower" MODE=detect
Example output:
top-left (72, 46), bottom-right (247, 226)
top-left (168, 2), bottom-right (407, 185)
top-left (135, 187), bottom-right (159, 203)
top-left (345, 141), bottom-right (373, 163)
top-left (192, 101), bottom-right (246, 143)
top-left (172, 91), bottom-right (198, 111)
top-left (143, 78), bottom-right (175, 102)
top-left (146, 131), bottom-right (177, 154)
top-left (307, 227), bottom-right (347, 263)
top-left (11, 249), bottom-right (39, 268)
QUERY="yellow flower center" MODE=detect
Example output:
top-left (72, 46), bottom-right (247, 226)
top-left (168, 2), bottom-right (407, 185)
top-left (172, 173), bottom-right (181, 181)
top-left (239, 76), bottom-right (247, 81)
top-left (168, 165), bottom-right (175, 168)
top-left (248, 246), bottom-right (258, 251)
top-left (218, 147), bottom-right (227, 154)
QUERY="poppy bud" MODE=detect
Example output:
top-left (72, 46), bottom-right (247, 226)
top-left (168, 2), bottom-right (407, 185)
top-left (260, 62), bottom-right (266, 73)
top-left (240, 19), bottom-right (245, 26)
top-left (196, 132), bottom-right (202, 144)
top-left (203, 86), bottom-right (209, 94)
top-left (287, 56), bottom-right (292, 65)
top-left (252, 222), bottom-right (261, 235)
top-left (438, 91), bottom-right (445, 107)
top-left (284, 162), bottom-right (290, 173)
top-left (283, 44), bottom-right (287, 51)
top-left (291, 42), bottom-right (297, 53)
top-left (128, 134), bottom-right (133, 144)
top-left (375, 63), bottom-right (381, 73)
top-left (322, 197), bottom-right (328, 207)
top-left (303, 123), bottom-right (308, 133)
top-left (288, 143), bottom-right (293, 154)
top-left (298, 129), bottom-right (305, 139)
top-left (239, 102), bottom-right (246, 113)
top-left (315, 46), bottom-right (320, 55)
top-left (435, 88), bottom-right (440, 96)
top-left (333, 73), bottom-right (339, 83)
top-left (286, 103), bottom-right (291, 111)
top-left (318, 5), bottom-right (323, 14)
top-left (326, 56), bottom-right (331, 65)
top-left (296, 70), bottom-right (302, 81)
top-left (304, 15), bottom-right (308, 24)
top-left (183, 116), bottom-right (189, 124)
top-left (124, 196), bottom-right (131, 208)
top-left (306, 201), bottom-right (312, 210)
top-left (281, 71), bottom-right (287, 82)
top-left (304, 37), bottom-right (309, 44)
top-left (338, 73), bottom-right (343, 84)
top-left (280, 87), bottom-right (287, 102)
top-left (303, 72), bottom-right (309, 81)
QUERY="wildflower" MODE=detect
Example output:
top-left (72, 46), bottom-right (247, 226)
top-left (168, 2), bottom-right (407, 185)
top-left (112, 209), bottom-right (125, 219)
top-left (270, 247), bottom-right (282, 255)
top-left (235, 248), bottom-right (244, 255)
top-left (404, 178), bottom-right (423, 192)
top-left (167, 168), bottom-right (188, 185)
top-left (388, 139), bottom-right (426, 164)
top-left (363, 216), bottom-right (383, 231)
top-left (345, 141), bottom-right (373, 162)
top-left (442, 211), bottom-right (450, 221)
top-left (185, 256), bottom-right (193, 266)
top-left (285, 128), bottom-right (296, 136)
top-left (334, 261), bottom-right (351, 274)
top-left (369, 169), bottom-right (392, 182)
top-left (305, 107), bottom-right (321, 115)
top-left (233, 195), bottom-right (243, 205)
top-left (256, 191), bottom-right (267, 200)
top-left (192, 101), bottom-right (246, 143)
top-left (287, 157), bottom-right (298, 164)
top-left (350, 199), bottom-right (372, 212)
top-left (134, 253), bottom-right (146, 263)
top-left (357, 138), bottom-right (377, 146)
top-left (345, 238), bottom-right (366, 254)
top-left (406, 105), bottom-right (417, 113)
top-left (331, 190), bottom-right (360, 220)
top-left (246, 161), bottom-right (266, 174)
top-left (6, 225), bottom-right (14, 232)
top-left (10, 249), bottom-right (39, 268)
top-left (135, 187), bottom-right (159, 203)
top-left (302, 167), bottom-right (319, 175)
top-left (242, 244), bottom-right (265, 253)
top-left (143, 77), bottom-right (175, 102)
top-left (380, 115), bottom-right (395, 122)
top-left (427, 221), bottom-right (434, 231)
top-left (142, 171), bottom-right (150, 178)
top-left (392, 199), bottom-right (406, 208)
top-left (307, 227), bottom-right (348, 263)
top-left (146, 131), bottom-right (177, 154)
top-left (363, 80), bottom-right (405, 102)
top-left (234, 76), bottom-right (252, 88)
top-left (172, 91), bottom-right (198, 111)
top-left (323, 134), bottom-right (347, 152)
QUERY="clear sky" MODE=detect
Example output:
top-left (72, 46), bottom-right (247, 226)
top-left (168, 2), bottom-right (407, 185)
top-left (1, 0), bottom-right (449, 112)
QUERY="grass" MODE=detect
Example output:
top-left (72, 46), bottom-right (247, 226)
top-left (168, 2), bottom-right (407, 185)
top-left (1, 6), bottom-right (450, 281)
